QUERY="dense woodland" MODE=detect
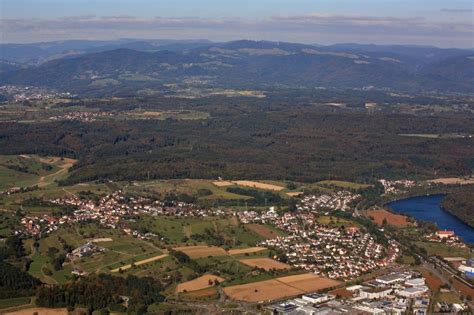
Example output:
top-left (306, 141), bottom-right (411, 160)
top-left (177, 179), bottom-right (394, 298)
top-left (36, 274), bottom-right (164, 313)
top-left (1, 96), bottom-right (473, 184)
top-left (442, 187), bottom-right (474, 228)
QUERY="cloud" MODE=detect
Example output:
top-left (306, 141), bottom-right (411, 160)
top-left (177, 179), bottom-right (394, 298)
top-left (441, 8), bottom-right (473, 14)
top-left (1, 13), bottom-right (472, 48)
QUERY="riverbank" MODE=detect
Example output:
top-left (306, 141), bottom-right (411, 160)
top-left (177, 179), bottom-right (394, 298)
top-left (441, 187), bottom-right (474, 228)
top-left (387, 194), bottom-right (474, 244)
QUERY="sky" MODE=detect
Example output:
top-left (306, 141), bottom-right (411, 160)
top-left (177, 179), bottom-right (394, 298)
top-left (1, 0), bottom-right (473, 48)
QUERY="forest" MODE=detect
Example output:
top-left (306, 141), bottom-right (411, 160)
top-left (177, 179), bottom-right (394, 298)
top-left (442, 187), bottom-right (474, 228)
top-left (1, 95), bottom-right (473, 184)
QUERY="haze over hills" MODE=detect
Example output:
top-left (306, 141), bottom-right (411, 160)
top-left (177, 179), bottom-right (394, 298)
top-left (1, 39), bottom-right (473, 95)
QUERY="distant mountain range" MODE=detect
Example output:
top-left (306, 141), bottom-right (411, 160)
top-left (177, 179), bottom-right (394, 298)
top-left (1, 39), bottom-right (473, 94)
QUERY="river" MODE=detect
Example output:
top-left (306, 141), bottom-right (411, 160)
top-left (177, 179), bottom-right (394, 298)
top-left (387, 194), bottom-right (474, 244)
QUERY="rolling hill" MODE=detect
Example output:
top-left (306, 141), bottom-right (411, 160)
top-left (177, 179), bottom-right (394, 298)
top-left (1, 40), bottom-right (473, 94)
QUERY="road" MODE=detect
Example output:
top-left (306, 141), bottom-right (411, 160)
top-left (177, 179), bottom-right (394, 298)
top-left (422, 260), bottom-right (474, 311)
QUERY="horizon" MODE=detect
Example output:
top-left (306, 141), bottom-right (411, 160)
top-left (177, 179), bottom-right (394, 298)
top-left (0, 0), bottom-right (473, 48)
top-left (1, 38), bottom-right (473, 51)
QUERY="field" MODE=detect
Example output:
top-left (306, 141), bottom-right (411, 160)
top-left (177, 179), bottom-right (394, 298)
top-left (316, 180), bottom-right (371, 190)
top-left (414, 241), bottom-right (471, 258)
top-left (223, 273), bottom-right (340, 302)
top-left (418, 268), bottom-right (443, 292)
top-left (110, 254), bottom-right (168, 272)
top-left (26, 225), bottom-right (162, 283)
top-left (173, 245), bottom-right (228, 258)
top-left (0, 297), bottom-right (31, 310)
top-left (227, 247), bottom-right (266, 255)
top-left (427, 177), bottom-right (474, 185)
top-left (364, 209), bottom-right (413, 227)
top-left (128, 215), bottom-right (243, 244)
top-left (246, 224), bottom-right (282, 239)
top-left (0, 155), bottom-right (76, 191)
top-left (452, 279), bottom-right (474, 300)
top-left (317, 216), bottom-right (358, 228)
top-left (231, 181), bottom-right (284, 191)
top-left (238, 258), bottom-right (291, 271)
top-left (127, 179), bottom-right (252, 202)
top-left (179, 287), bottom-right (219, 300)
top-left (176, 274), bottom-right (225, 293)
top-left (4, 308), bottom-right (68, 315)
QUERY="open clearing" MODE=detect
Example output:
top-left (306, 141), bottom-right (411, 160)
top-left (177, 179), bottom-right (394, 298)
top-left (428, 177), bottom-right (474, 185)
top-left (228, 247), bottom-right (266, 255)
top-left (4, 308), bottom-right (68, 315)
top-left (239, 258), bottom-right (291, 271)
top-left (111, 254), bottom-right (168, 272)
top-left (176, 274), bottom-right (225, 293)
top-left (223, 273), bottom-right (340, 302)
top-left (212, 181), bottom-right (234, 187)
top-left (173, 245), bottom-right (228, 258)
top-left (287, 192), bottom-right (303, 197)
top-left (364, 209), bottom-right (413, 227)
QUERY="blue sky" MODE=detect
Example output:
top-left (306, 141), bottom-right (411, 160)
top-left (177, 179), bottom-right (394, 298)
top-left (1, 0), bottom-right (473, 47)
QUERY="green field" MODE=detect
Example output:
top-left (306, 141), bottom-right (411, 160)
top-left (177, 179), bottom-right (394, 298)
top-left (26, 225), bottom-right (163, 282)
top-left (0, 297), bottom-right (31, 310)
top-left (126, 179), bottom-right (253, 201)
top-left (415, 241), bottom-right (471, 258)
top-left (317, 215), bottom-right (359, 227)
top-left (315, 180), bottom-right (371, 190)
top-left (0, 155), bottom-right (69, 190)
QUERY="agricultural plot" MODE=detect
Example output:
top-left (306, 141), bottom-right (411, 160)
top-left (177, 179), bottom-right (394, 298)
top-left (110, 254), bottom-right (168, 272)
top-left (227, 247), bottom-right (266, 255)
top-left (28, 226), bottom-right (161, 282)
top-left (415, 241), bottom-right (471, 258)
top-left (4, 308), bottom-right (68, 315)
top-left (173, 245), bottom-right (228, 258)
top-left (130, 215), bottom-right (239, 244)
top-left (231, 181), bottom-right (284, 191)
top-left (223, 273), bottom-right (340, 302)
top-left (239, 258), bottom-right (291, 271)
top-left (176, 274), bottom-right (225, 293)
top-left (246, 224), bottom-right (283, 239)
top-left (0, 297), bottom-right (31, 310)
top-left (316, 180), bottom-right (371, 190)
top-left (127, 179), bottom-right (252, 201)
top-left (0, 155), bottom-right (75, 191)
top-left (317, 216), bottom-right (359, 228)
top-left (179, 287), bottom-right (219, 301)
top-left (276, 274), bottom-right (340, 292)
top-left (364, 209), bottom-right (413, 227)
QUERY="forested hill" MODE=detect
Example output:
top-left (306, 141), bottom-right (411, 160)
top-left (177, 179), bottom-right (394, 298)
top-left (442, 187), bottom-right (474, 228)
top-left (1, 40), bottom-right (473, 94)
